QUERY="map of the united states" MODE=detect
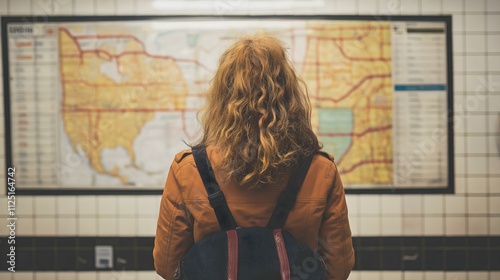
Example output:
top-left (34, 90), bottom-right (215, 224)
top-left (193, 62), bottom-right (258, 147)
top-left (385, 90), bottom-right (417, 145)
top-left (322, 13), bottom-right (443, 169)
top-left (58, 20), bottom-right (392, 188)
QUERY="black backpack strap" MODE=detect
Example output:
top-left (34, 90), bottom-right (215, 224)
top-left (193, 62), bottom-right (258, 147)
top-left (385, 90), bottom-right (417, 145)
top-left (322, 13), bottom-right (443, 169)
top-left (192, 147), bottom-right (238, 231)
top-left (267, 153), bottom-right (315, 229)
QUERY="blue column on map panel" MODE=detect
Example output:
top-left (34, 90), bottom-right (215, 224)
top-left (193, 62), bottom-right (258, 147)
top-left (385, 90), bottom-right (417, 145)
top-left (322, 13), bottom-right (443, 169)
top-left (394, 85), bottom-right (447, 91)
top-left (317, 108), bottom-right (353, 160)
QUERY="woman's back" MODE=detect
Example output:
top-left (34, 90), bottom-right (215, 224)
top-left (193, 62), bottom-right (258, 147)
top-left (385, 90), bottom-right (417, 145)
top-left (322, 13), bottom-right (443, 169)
top-left (153, 35), bottom-right (354, 280)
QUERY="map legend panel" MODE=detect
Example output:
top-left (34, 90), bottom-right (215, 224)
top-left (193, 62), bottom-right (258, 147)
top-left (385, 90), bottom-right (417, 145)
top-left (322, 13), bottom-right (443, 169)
top-left (391, 21), bottom-right (449, 188)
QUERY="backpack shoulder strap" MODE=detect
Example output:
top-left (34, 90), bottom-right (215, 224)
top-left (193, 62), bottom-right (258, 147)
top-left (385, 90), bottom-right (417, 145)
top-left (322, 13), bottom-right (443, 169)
top-left (267, 153), bottom-right (315, 229)
top-left (192, 147), bottom-right (238, 231)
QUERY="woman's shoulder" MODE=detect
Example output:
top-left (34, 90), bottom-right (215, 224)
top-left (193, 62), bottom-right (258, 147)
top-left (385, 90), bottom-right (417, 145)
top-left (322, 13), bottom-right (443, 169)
top-left (173, 149), bottom-right (193, 163)
top-left (315, 150), bottom-right (335, 164)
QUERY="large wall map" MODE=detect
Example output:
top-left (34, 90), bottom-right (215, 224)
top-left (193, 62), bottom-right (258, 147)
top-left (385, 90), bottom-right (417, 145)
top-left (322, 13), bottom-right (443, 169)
top-left (2, 16), bottom-right (453, 193)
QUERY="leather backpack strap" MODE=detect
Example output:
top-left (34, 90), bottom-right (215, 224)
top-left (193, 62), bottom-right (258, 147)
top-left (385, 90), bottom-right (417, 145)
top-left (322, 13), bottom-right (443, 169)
top-left (192, 147), bottom-right (238, 231)
top-left (267, 153), bottom-right (315, 229)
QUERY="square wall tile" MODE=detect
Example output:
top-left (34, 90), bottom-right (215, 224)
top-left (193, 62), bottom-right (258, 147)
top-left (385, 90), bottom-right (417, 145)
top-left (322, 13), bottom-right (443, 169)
top-left (467, 156), bottom-right (488, 175)
top-left (9, 0), bottom-right (31, 14)
top-left (345, 195), bottom-right (359, 216)
top-left (0, 1), bottom-right (7, 14)
top-left (381, 271), bottom-right (403, 280)
top-left (445, 195), bottom-right (466, 214)
top-left (57, 196), bottom-right (77, 216)
top-left (466, 135), bottom-right (488, 154)
top-left (488, 114), bottom-right (500, 134)
top-left (53, 0), bottom-right (73, 15)
top-left (400, 0), bottom-right (420, 14)
top-left (403, 195), bottom-right (422, 215)
top-left (78, 196), bottom-right (97, 216)
top-left (137, 217), bottom-right (157, 236)
top-left (33, 0), bottom-right (54, 15)
top-left (57, 217), bottom-right (77, 235)
top-left (466, 115), bottom-right (488, 133)
top-left (381, 196), bottom-right (402, 214)
top-left (11, 272), bottom-right (34, 280)
top-left (379, 0), bottom-right (401, 14)
top-left (487, 95), bottom-right (500, 112)
top-left (490, 217), bottom-right (500, 234)
top-left (468, 216), bottom-right (488, 235)
top-left (453, 15), bottom-right (464, 32)
top-left (424, 216), bottom-right (445, 235)
top-left (359, 195), bottom-right (381, 215)
top-left (118, 217), bottom-right (137, 236)
top-left (78, 217), bottom-right (97, 236)
top-left (137, 196), bottom-right (161, 216)
top-left (118, 196), bottom-right (137, 216)
top-left (443, 0), bottom-right (464, 12)
top-left (445, 272), bottom-right (466, 280)
top-left (77, 272), bottom-right (98, 280)
top-left (488, 35), bottom-right (500, 52)
top-left (95, 0), bottom-right (114, 15)
top-left (489, 157), bottom-right (500, 175)
top-left (490, 177), bottom-right (500, 194)
top-left (421, 0), bottom-right (441, 13)
top-left (332, 0), bottom-right (357, 14)
top-left (359, 271), bottom-right (382, 280)
top-left (445, 216), bottom-right (467, 235)
top-left (454, 55), bottom-right (464, 72)
top-left (98, 217), bottom-right (117, 236)
top-left (487, 0), bottom-right (500, 10)
top-left (116, 0), bottom-right (135, 14)
top-left (423, 195), bottom-right (444, 214)
top-left (465, 93), bottom-right (488, 113)
top-left (34, 217), bottom-right (57, 235)
top-left (35, 196), bottom-right (56, 216)
top-left (488, 56), bottom-right (500, 72)
top-left (16, 217), bottom-right (35, 235)
top-left (74, 0), bottom-right (94, 14)
top-left (489, 196), bottom-right (500, 214)
top-left (359, 216), bottom-right (381, 235)
top-left (465, 0), bottom-right (486, 12)
top-left (97, 196), bottom-right (117, 216)
top-left (381, 216), bottom-right (402, 235)
top-left (465, 15), bottom-right (485, 32)
top-left (17, 196), bottom-right (34, 216)
top-left (467, 177), bottom-right (488, 194)
top-left (425, 272), bottom-right (445, 280)
top-left (404, 271), bottom-right (424, 280)
top-left (465, 35), bottom-right (486, 53)
top-left (467, 272), bottom-right (489, 280)
top-left (487, 14), bottom-right (500, 32)
top-left (465, 56), bottom-right (486, 73)
top-left (455, 177), bottom-right (467, 194)
top-left (468, 197), bottom-right (488, 214)
top-left (349, 216), bottom-right (360, 236)
top-left (403, 216), bottom-right (423, 235)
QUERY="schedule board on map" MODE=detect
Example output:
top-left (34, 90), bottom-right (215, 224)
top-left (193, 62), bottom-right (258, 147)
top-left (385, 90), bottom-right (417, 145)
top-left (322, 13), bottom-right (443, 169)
top-left (1, 15), bottom-right (454, 194)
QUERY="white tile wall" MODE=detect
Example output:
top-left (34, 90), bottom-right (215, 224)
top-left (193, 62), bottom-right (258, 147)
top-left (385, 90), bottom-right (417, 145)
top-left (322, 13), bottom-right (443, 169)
top-left (0, 0), bottom-right (498, 278)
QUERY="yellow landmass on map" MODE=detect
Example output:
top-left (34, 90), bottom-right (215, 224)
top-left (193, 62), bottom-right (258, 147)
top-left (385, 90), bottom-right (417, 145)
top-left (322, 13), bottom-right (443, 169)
top-left (59, 28), bottom-right (187, 184)
top-left (302, 21), bottom-right (393, 185)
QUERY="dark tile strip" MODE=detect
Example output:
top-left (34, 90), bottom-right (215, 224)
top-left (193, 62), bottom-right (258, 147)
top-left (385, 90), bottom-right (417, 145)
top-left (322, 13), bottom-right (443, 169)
top-left (1, 236), bottom-right (499, 271)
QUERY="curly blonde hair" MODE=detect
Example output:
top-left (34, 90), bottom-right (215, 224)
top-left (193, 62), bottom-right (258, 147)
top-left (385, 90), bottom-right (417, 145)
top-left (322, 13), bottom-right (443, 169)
top-left (194, 34), bottom-right (321, 188)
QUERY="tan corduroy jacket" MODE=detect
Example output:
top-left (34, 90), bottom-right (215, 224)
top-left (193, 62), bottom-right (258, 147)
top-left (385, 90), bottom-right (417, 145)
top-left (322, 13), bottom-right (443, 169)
top-left (153, 146), bottom-right (355, 280)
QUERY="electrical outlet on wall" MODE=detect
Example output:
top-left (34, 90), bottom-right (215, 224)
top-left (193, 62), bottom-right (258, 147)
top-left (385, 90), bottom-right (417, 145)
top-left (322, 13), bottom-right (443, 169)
top-left (95, 246), bottom-right (113, 269)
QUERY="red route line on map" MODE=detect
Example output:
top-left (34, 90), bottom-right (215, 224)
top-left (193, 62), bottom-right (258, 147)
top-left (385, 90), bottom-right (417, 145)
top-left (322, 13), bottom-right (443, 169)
top-left (318, 124), bottom-right (391, 138)
top-left (312, 73), bottom-right (391, 103)
top-left (62, 108), bottom-right (198, 113)
top-left (60, 28), bottom-right (213, 72)
top-left (340, 159), bottom-right (392, 175)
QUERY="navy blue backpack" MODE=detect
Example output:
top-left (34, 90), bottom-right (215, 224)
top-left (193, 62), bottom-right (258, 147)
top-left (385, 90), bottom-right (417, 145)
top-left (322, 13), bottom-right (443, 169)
top-left (174, 147), bottom-right (326, 280)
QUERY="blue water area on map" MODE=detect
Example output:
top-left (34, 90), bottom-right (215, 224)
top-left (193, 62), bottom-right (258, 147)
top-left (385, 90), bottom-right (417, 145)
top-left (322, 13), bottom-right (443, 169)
top-left (317, 108), bottom-right (354, 160)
